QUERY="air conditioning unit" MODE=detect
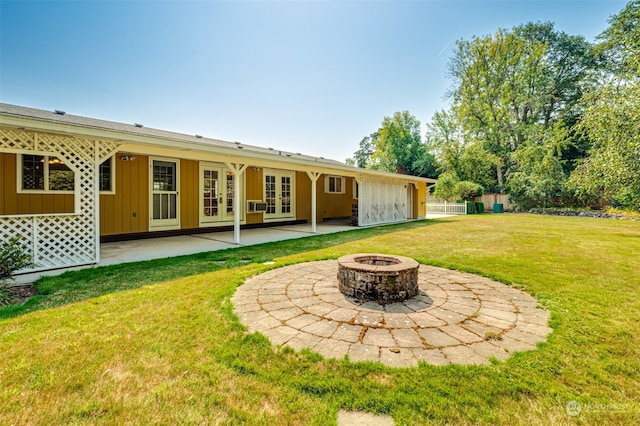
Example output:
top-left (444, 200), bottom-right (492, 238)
top-left (247, 200), bottom-right (268, 213)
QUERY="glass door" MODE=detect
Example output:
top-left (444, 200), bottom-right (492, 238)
top-left (200, 165), bottom-right (239, 224)
top-left (264, 170), bottom-right (295, 220)
top-left (150, 158), bottom-right (179, 229)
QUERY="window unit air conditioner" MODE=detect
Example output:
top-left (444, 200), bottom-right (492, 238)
top-left (247, 200), bottom-right (268, 213)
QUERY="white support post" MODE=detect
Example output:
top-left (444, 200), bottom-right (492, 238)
top-left (94, 140), bottom-right (101, 264)
top-left (306, 171), bottom-right (321, 233)
top-left (226, 162), bottom-right (248, 244)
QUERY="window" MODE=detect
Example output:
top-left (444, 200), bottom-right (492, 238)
top-left (21, 155), bottom-right (74, 192)
top-left (325, 175), bottom-right (345, 194)
top-left (19, 154), bottom-right (114, 193)
top-left (99, 156), bottom-right (114, 192)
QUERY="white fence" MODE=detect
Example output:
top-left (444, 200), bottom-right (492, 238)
top-left (426, 201), bottom-right (467, 215)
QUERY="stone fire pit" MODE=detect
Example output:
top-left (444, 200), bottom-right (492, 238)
top-left (337, 253), bottom-right (419, 304)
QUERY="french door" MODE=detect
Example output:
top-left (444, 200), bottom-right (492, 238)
top-left (150, 158), bottom-right (180, 229)
top-left (200, 163), bottom-right (239, 224)
top-left (264, 169), bottom-right (295, 220)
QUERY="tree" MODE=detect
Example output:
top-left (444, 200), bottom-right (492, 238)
top-left (569, 1), bottom-right (640, 211)
top-left (346, 133), bottom-right (376, 168)
top-left (448, 23), bottom-right (594, 189)
top-left (425, 109), bottom-right (498, 190)
top-left (570, 83), bottom-right (640, 210)
top-left (507, 124), bottom-right (567, 210)
top-left (350, 111), bottom-right (437, 177)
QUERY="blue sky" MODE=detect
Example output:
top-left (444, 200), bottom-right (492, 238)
top-left (0, 0), bottom-right (628, 162)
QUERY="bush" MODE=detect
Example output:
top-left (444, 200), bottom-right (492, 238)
top-left (475, 201), bottom-right (485, 213)
top-left (466, 201), bottom-right (476, 214)
top-left (0, 237), bottom-right (33, 306)
top-left (1, 237), bottom-right (33, 283)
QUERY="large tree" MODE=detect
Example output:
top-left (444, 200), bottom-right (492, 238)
top-left (349, 111), bottom-right (437, 177)
top-left (448, 23), bottom-right (594, 191)
top-left (569, 0), bottom-right (640, 210)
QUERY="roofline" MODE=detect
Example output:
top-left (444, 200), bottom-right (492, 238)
top-left (0, 104), bottom-right (436, 183)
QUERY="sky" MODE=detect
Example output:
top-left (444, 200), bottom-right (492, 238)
top-left (0, 0), bottom-right (629, 163)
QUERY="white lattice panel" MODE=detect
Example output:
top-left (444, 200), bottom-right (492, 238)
top-left (358, 177), bottom-right (408, 227)
top-left (1, 128), bottom-right (120, 273)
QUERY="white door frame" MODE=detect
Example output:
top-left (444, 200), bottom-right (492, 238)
top-left (199, 162), bottom-right (245, 226)
top-left (263, 168), bottom-right (296, 222)
top-left (149, 157), bottom-right (180, 230)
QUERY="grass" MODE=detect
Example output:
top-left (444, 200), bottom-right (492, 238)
top-left (1, 214), bottom-right (639, 425)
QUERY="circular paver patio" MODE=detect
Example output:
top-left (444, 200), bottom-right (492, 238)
top-left (232, 260), bottom-right (552, 367)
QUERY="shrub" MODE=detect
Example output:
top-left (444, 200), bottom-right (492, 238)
top-left (466, 201), bottom-right (476, 214)
top-left (0, 237), bottom-right (33, 306)
top-left (475, 201), bottom-right (485, 213)
top-left (1, 237), bottom-right (33, 283)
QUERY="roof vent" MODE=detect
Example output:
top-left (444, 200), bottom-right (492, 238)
top-left (237, 145), bottom-right (244, 149)
top-left (134, 123), bottom-right (143, 128)
top-left (54, 110), bottom-right (66, 115)
top-left (268, 147), bottom-right (274, 150)
top-left (296, 152), bottom-right (301, 155)
top-left (234, 141), bottom-right (241, 145)
top-left (195, 134), bottom-right (202, 138)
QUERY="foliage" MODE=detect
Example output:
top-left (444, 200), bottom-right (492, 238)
top-left (569, 82), bottom-right (640, 210)
top-left (350, 111), bottom-right (437, 178)
top-left (454, 180), bottom-right (484, 202)
top-left (2, 216), bottom-right (640, 424)
top-left (0, 237), bottom-right (33, 283)
top-left (425, 110), bottom-right (497, 189)
top-left (597, 0), bottom-right (640, 76)
top-left (569, 1), bottom-right (640, 211)
top-left (432, 170), bottom-right (459, 200)
top-left (346, 133), bottom-right (375, 168)
top-left (0, 237), bottom-right (33, 306)
top-left (506, 122), bottom-right (572, 209)
top-left (447, 22), bottom-right (595, 190)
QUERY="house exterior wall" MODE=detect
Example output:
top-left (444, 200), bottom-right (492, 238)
top-left (99, 153), bottom-right (149, 236)
top-left (180, 158), bottom-right (200, 230)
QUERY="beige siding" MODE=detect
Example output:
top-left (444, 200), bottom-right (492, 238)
top-left (180, 159), bottom-right (199, 229)
top-left (245, 167), bottom-right (263, 224)
top-left (99, 153), bottom-right (149, 236)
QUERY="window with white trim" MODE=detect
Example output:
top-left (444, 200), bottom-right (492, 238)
top-left (20, 154), bottom-right (74, 192)
top-left (99, 156), bottom-right (114, 193)
top-left (18, 154), bottom-right (114, 193)
top-left (324, 175), bottom-right (345, 194)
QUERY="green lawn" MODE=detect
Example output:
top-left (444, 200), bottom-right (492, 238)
top-left (1, 214), bottom-right (639, 425)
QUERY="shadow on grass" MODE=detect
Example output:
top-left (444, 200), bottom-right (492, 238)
top-left (1, 220), bottom-right (442, 320)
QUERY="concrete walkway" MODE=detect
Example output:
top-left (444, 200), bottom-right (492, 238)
top-left (233, 260), bottom-right (552, 367)
top-left (13, 216), bottom-right (454, 284)
top-left (12, 220), bottom-right (354, 284)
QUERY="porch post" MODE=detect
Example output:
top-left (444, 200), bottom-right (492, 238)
top-left (306, 171), bottom-right (321, 233)
top-left (226, 162), bottom-right (248, 244)
top-left (94, 140), bottom-right (101, 264)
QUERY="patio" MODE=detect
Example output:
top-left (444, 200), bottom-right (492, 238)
top-left (13, 216), bottom-right (452, 285)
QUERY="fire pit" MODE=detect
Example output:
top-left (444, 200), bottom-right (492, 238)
top-left (337, 254), bottom-right (419, 304)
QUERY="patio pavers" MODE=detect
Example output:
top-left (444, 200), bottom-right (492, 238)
top-left (233, 260), bottom-right (552, 367)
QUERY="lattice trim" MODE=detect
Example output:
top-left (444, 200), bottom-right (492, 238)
top-left (1, 126), bottom-right (122, 272)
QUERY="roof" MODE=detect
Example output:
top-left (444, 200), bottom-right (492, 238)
top-left (0, 103), bottom-right (435, 182)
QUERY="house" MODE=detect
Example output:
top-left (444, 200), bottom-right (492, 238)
top-left (0, 103), bottom-right (435, 273)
